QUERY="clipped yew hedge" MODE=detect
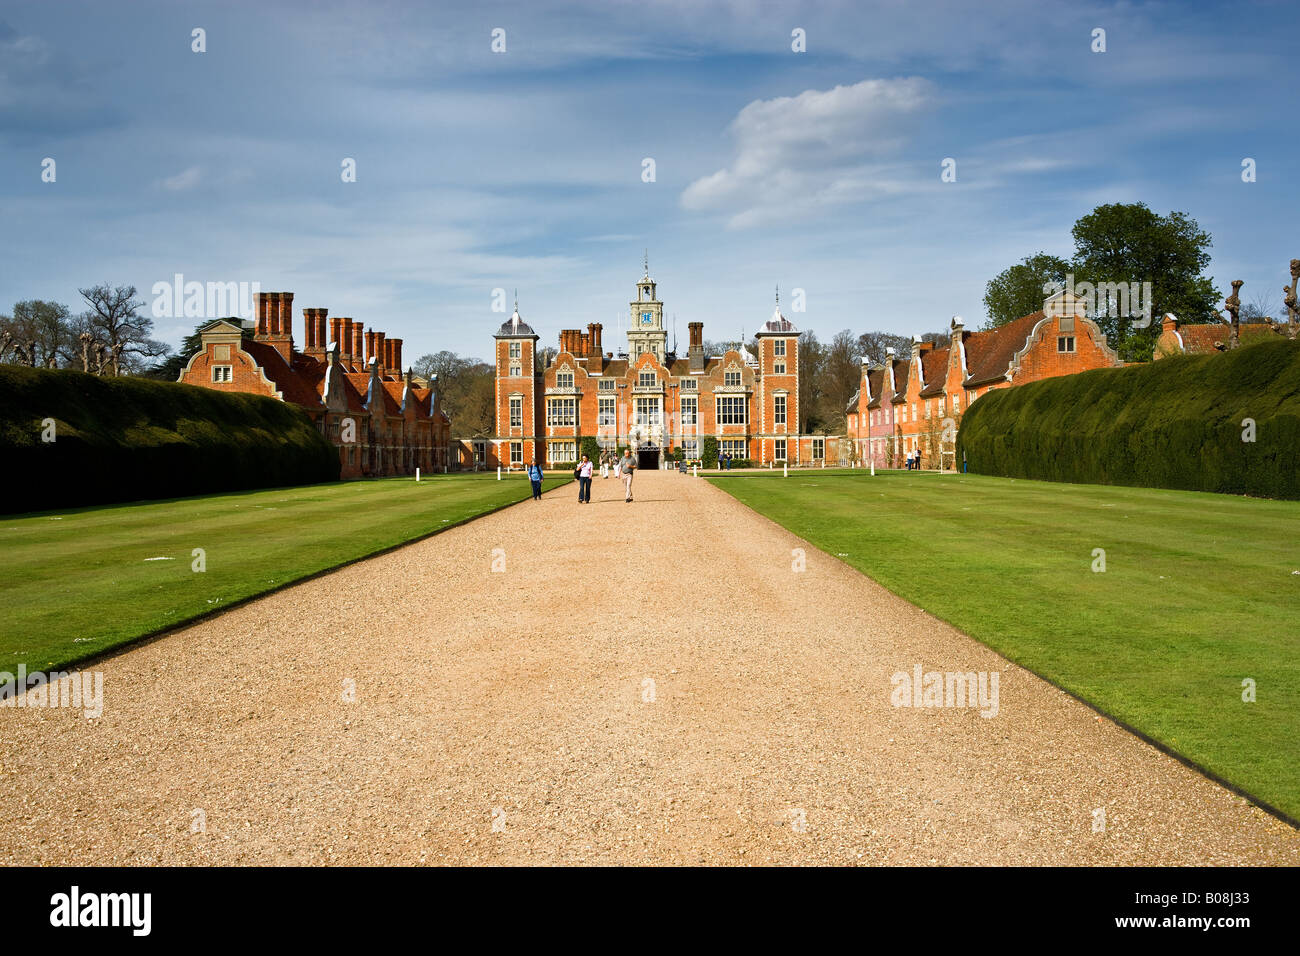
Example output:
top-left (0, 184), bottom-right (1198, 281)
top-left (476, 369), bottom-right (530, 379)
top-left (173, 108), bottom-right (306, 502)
top-left (0, 366), bottom-right (339, 514)
top-left (957, 337), bottom-right (1300, 499)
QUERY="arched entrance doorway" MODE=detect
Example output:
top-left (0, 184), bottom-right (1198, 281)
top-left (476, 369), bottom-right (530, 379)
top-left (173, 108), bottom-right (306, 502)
top-left (637, 442), bottom-right (660, 471)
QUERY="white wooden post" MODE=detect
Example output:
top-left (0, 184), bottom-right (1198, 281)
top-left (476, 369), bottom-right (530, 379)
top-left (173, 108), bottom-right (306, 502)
top-left (497, 466), bottom-right (501, 480)
top-left (870, 458), bottom-right (875, 476)
top-left (416, 467), bottom-right (420, 482)
top-left (783, 461), bottom-right (788, 478)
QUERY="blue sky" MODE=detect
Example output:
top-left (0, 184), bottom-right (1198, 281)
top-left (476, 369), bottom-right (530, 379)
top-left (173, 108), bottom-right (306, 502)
top-left (2, 0), bottom-right (1297, 361)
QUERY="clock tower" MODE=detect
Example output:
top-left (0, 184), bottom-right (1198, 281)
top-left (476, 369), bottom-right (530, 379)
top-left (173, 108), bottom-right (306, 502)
top-left (627, 254), bottom-right (667, 362)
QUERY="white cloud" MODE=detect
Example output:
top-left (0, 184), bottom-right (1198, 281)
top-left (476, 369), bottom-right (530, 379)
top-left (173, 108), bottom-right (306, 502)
top-left (160, 166), bottom-right (203, 191)
top-left (680, 77), bottom-right (936, 228)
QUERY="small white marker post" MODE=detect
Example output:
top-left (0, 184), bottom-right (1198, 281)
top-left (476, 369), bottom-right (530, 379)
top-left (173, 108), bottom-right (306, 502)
top-left (693, 464), bottom-right (697, 477)
top-left (783, 462), bottom-right (788, 478)
top-left (497, 466), bottom-right (501, 480)
top-left (415, 467), bottom-right (420, 482)
top-left (870, 458), bottom-right (875, 476)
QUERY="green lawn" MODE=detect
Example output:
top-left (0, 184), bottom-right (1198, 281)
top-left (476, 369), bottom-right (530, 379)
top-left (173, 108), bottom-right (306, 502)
top-left (1, 472), bottom-right (568, 673)
top-left (709, 469), bottom-right (1300, 821)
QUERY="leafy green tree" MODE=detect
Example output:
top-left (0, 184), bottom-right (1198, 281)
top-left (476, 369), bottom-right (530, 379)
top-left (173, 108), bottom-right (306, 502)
top-left (1071, 203), bottom-right (1218, 362)
top-left (982, 253), bottom-right (1072, 329)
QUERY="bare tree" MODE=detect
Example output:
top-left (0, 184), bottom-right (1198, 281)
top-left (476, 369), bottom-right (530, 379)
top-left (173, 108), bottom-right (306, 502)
top-left (77, 284), bottom-right (167, 375)
top-left (0, 300), bottom-right (74, 367)
top-left (856, 331), bottom-right (910, 367)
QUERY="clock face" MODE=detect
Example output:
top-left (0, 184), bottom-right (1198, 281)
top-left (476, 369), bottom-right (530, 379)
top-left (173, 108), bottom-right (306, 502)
top-left (640, 312), bottom-right (653, 326)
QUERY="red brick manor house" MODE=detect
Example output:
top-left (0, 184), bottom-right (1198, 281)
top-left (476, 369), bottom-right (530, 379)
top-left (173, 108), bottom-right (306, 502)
top-left (484, 266), bottom-right (832, 469)
top-left (846, 289), bottom-right (1122, 469)
top-left (180, 291), bottom-right (449, 478)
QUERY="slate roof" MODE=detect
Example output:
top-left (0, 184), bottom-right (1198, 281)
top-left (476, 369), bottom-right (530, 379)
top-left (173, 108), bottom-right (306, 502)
top-left (494, 310), bottom-right (537, 337)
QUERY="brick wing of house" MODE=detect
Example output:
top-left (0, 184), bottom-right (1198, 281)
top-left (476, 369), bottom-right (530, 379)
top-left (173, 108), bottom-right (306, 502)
top-left (847, 289), bottom-right (1121, 470)
top-left (179, 291), bottom-right (449, 478)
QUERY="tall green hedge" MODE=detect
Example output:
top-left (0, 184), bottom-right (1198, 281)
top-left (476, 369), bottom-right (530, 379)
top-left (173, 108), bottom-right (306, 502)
top-left (702, 435), bottom-right (719, 468)
top-left (0, 366), bottom-right (340, 514)
top-left (957, 338), bottom-right (1300, 499)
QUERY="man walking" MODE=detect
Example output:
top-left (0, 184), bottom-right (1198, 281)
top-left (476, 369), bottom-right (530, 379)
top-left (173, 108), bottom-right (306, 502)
top-left (577, 454), bottom-right (594, 503)
top-left (620, 447), bottom-right (636, 502)
top-left (527, 459), bottom-right (544, 500)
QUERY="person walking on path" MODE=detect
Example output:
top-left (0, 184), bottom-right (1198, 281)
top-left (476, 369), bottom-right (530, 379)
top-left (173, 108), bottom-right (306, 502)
top-left (620, 448), bottom-right (636, 502)
top-left (613, 453), bottom-right (622, 480)
top-left (527, 460), bottom-right (544, 500)
top-left (577, 454), bottom-right (594, 503)
top-left (600, 453), bottom-right (610, 479)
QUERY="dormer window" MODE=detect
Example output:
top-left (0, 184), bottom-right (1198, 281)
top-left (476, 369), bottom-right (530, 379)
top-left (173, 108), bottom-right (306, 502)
top-left (638, 370), bottom-right (656, 387)
top-left (556, 370), bottom-right (574, 388)
top-left (724, 370), bottom-right (741, 387)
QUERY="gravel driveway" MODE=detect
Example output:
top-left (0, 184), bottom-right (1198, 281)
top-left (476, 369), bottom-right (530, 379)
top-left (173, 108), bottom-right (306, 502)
top-left (1, 470), bottom-right (1295, 865)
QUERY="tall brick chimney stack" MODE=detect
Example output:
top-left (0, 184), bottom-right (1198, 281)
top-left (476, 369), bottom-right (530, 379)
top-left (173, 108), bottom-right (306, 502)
top-left (392, 338), bottom-right (403, 372)
top-left (341, 318), bottom-right (354, 365)
top-left (383, 338), bottom-right (394, 370)
top-left (316, 310), bottom-right (328, 354)
top-left (352, 323), bottom-right (365, 368)
top-left (329, 315), bottom-right (342, 350)
top-left (363, 331), bottom-right (373, 365)
top-left (261, 292), bottom-right (293, 362)
top-left (688, 321), bottom-right (705, 372)
top-left (580, 332), bottom-right (590, 357)
top-left (592, 323), bottom-right (602, 356)
top-left (304, 308), bottom-right (327, 358)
